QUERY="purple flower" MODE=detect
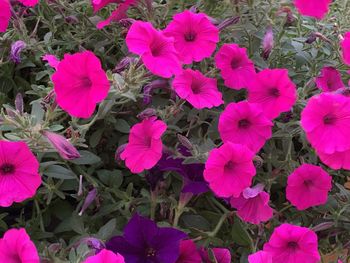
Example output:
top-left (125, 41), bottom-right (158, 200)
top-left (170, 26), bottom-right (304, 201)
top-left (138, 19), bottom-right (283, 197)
top-left (42, 130), bottom-right (81, 160)
top-left (156, 148), bottom-right (209, 195)
top-left (10, 40), bottom-right (26, 64)
top-left (106, 213), bottom-right (187, 263)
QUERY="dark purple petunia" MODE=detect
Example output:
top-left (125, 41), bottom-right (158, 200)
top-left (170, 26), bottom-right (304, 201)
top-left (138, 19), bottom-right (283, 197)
top-left (106, 213), bottom-right (187, 263)
top-left (155, 148), bottom-right (209, 195)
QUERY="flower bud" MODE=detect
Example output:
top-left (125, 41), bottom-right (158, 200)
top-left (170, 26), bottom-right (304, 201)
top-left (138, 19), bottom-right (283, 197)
top-left (115, 143), bottom-right (127, 162)
top-left (143, 79), bottom-right (169, 105)
top-left (10, 40), bottom-right (26, 64)
top-left (42, 130), bottom-right (81, 160)
top-left (113, 57), bottom-right (138, 73)
top-left (15, 93), bottom-right (24, 115)
top-left (217, 16), bottom-right (240, 31)
top-left (262, 26), bottom-right (274, 60)
top-left (177, 134), bottom-right (193, 150)
top-left (137, 108), bottom-right (156, 120)
top-left (79, 188), bottom-right (97, 216)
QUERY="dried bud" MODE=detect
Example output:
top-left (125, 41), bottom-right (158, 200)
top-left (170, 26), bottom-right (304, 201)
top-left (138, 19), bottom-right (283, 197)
top-left (177, 134), bottom-right (193, 150)
top-left (10, 40), bottom-right (26, 64)
top-left (143, 79), bottom-right (169, 105)
top-left (305, 33), bottom-right (317, 44)
top-left (79, 188), bottom-right (97, 216)
top-left (15, 93), bottom-right (24, 115)
top-left (217, 16), bottom-right (240, 31)
top-left (312, 221), bottom-right (334, 232)
top-left (113, 57), bottom-right (138, 73)
top-left (118, 18), bottom-right (135, 28)
top-left (262, 26), bottom-right (274, 60)
top-left (253, 155), bottom-right (264, 169)
top-left (43, 130), bottom-right (81, 160)
top-left (276, 7), bottom-right (295, 26)
top-left (65, 15), bottom-right (79, 24)
top-left (137, 108), bottom-right (157, 120)
top-left (115, 143), bottom-right (127, 162)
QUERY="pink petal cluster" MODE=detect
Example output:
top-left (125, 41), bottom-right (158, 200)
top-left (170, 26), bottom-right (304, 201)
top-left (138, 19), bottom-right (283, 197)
top-left (218, 101), bottom-right (273, 153)
top-left (301, 92), bottom-right (350, 169)
top-left (164, 10), bottom-right (219, 64)
top-left (315, 67), bottom-right (344, 92)
top-left (126, 21), bottom-right (181, 78)
top-left (176, 240), bottom-right (202, 263)
top-left (247, 68), bottom-right (297, 119)
top-left (204, 142), bottom-right (256, 198)
top-left (230, 184), bottom-right (273, 224)
top-left (120, 117), bottom-right (167, 173)
top-left (286, 164), bottom-right (332, 210)
top-left (0, 228), bottom-right (40, 262)
top-left (0, 0), bottom-right (11, 33)
top-left (84, 249), bottom-right (125, 263)
top-left (200, 248), bottom-right (231, 263)
top-left (215, 44), bottom-right (256, 90)
top-left (0, 141), bottom-right (41, 207)
top-left (91, 0), bottom-right (120, 12)
top-left (341, 32), bottom-right (350, 66)
top-left (248, 251), bottom-right (272, 263)
top-left (263, 224), bottom-right (321, 263)
top-left (52, 50), bottom-right (110, 119)
top-left (172, 69), bottom-right (223, 109)
top-left (17, 0), bottom-right (39, 7)
top-left (42, 54), bottom-right (60, 70)
top-left (294, 0), bottom-right (331, 20)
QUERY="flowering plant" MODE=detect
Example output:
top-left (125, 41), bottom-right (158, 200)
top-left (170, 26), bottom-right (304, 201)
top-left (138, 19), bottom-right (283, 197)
top-left (0, 0), bottom-right (349, 262)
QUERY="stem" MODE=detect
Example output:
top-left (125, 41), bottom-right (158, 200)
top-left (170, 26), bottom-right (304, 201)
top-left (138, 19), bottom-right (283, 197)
top-left (208, 212), bottom-right (229, 237)
top-left (150, 191), bottom-right (157, 220)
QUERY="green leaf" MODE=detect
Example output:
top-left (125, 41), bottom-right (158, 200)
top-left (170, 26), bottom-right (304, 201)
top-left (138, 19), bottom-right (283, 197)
top-left (231, 218), bottom-right (253, 247)
top-left (43, 165), bottom-right (76, 180)
top-left (97, 218), bottom-right (116, 240)
top-left (70, 151), bottom-right (101, 165)
top-left (115, 119), bottom-right (130, 133)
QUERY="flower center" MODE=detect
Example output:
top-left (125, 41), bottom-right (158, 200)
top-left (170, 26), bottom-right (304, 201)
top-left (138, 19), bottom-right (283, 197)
top-left (144, 136), bottom-right (152, 148)
top-left (238, 119), bottom-right (251, 129)
top-left (0, 163), bottom-right (15, 175)
top-left (184, 31), bottom-right (197, 42)
top-left (287, 241), bottom-right (299, 250)
top-left (224, 161), bottom-right (235, 173)
top-left (191, 82), bottom-right (203, 94)
top-left (230, 58), bottom-right (242, 69)
top-left (303, 179), bottom-right (313, 187)
top-left (150, 39), bottom-right (167, 57)
top-left (268, 88), bottom-right (280, 97)
top-left (323, 113), bottom-right (336, 125)
top-left (81, 77), bottom-right (92, 88)
top-left (146, 247), bottom-right (156, 257)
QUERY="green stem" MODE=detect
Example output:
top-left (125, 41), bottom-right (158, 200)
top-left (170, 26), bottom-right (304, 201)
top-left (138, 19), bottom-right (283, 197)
top-left (150, 191), bottom-right (157, 220)
top-left (208, 212), bottom-right (229, 237)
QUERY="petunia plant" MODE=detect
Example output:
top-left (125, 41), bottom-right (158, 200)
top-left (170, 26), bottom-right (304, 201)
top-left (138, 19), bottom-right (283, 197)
top-left (0, 0), bottom-right (349, 262)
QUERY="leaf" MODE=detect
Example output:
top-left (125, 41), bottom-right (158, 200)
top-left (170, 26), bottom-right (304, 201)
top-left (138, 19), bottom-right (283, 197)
top-left (97, 218), bottom-right (116, 240)
top-left (70, 151), bottom-right (101, 165)
top-left (181, 214), bottom-right (211, 231)
top-left (115, 119), bottom-right (130, 133)
top-left (43, 165), bottom-right (76, 180)
top-left (231, 218), bottom-right (253, 247)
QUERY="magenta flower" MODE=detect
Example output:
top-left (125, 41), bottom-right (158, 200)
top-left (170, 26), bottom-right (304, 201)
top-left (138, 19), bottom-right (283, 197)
top-left (301, 93), bottom-right (350, 154)
top-left (164, 10), bottom-right (219, 64)
top-left (106, 213), bottom-right (187, 263)
top-left (247, 68), bottom-right (297, 119)
top-left (317, 149), bottom-right (350, 170)
top-left (286, 164), bottom-right (332, 210)
top-left (42, 54), bottom-right (60, 70)
top-left (0, 228), bottom-right (40, 262)
top-left (84, 249), bottom-right (125, 263)
top-left (215, 43), bottom-right (256, 90)
top-left (200, 248), bottom-right (231, 263)
top-left (294, 0), bottom-right (331, 20)
top-left (126, 21), bottom-right (182, 78)
top-left (96, 0), bottom-right (138, 29)
top-left (0, 141), bottom-right (41, 207)
top-left (43, 130), bottom-right (80, 160)
top-left (172, 69), bottom-right (223, 109)
top-left (204, 143), bottom-right (256, 198)
top-left (17, 0), bottom-right (38, 6)
top-left (0, 0), bottom-right (11, 33)
top-left (248, 251), bottom-right (272, 263)
top-left (176, 240), bottom-right (201, 263)
top-left (315, 67), bottom-right (344, 92)
top-left (218, 101), bottom-right (273, 153)
top-left (263, 224), bottom-right (321, 263)
top-left (91, 0), bottom-right (120, 12)
top-left (120, 117), bottom-right (167, 173)
top-left (341, 32), bottom-right (350, 66)
top-left (230, 184), bottom-right (273, 224)
top-left (52, 51), bottom-right (110, 119)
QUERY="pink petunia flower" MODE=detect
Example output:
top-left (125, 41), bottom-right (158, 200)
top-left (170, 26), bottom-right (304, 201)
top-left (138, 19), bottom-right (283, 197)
top-left (42, 54), bottom-right (60, 70)
top-left (164, 10), bottom-right (219, 64)
top-left (172, 69), bottom-right (223, 109)
top-left (17, 0), bottom-right (38, 7)
top-left (176, 240), bottom-right (201, 263)
top-left (91, 0), bottom-right (120, 12)
top-left (263, 224), bottom-right (321, 263)
top-left (0, 141), bottom-right (41, 207)
top-left (341, 32), bottom-right (350, 66)
top-left (84, 249), bottom-right (125, 263)
top-left (218, 101), bottom-right (273, 153)
top-left (0, 228), bottom-right (40, 262)
top-left (126, 21), bottom-right (182, 78)
top-left (315, 67), bottom-right (344, 92)
top-left (215, 43), bottom-right (256, 90)
top-left (52, 51), bottom-right (110, 119)
top-left (0, 0), bottom-right (11, 33)
top-left (120, 117), bottom-right (167, 173)
top-left (301, 92), bottom-right (350, 154)
top-left (204, 142), bottom-right (256, 198)
top-left (247, 68), bottom-right (297, 119)
top-left (248, 251), bottom-right (272, 263)
top-left (96, 0), bottom-right (138, 29)
top-left (286, 164), bottom-right (332, 210)
top-left (230, 184), bottom-right (273, 224)
top-left (317, 149), bottom-right (350, 170)
top-left (200, 248), bottom-right (231, 263)
top-left (294, 0), bottom-right (331, 20)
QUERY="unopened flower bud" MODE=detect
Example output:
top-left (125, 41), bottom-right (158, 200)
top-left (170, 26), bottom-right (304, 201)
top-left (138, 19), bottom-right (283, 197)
top-left (15, 93), bottom-right (24, 115)
top-left (114, 57), bottom-right (138, 73)
top-left (79, 188), bottom-right (97, 216)
top-left (262, 26), bottom-right (274, 60)
top-left (115, 144), bottom-right (127, 162)
top-left (10, 40), bottom-right (26, 64)
top-left (177, 134), bottom-right (193, 150)
top-left (217, 16), bottom-right (240, 31)
top-left (143, 79), bottom-right (169, 105)
top-left (137, 108), bottom-right (156, 120)
top-left (43, 130), bottom-right (81, 160)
